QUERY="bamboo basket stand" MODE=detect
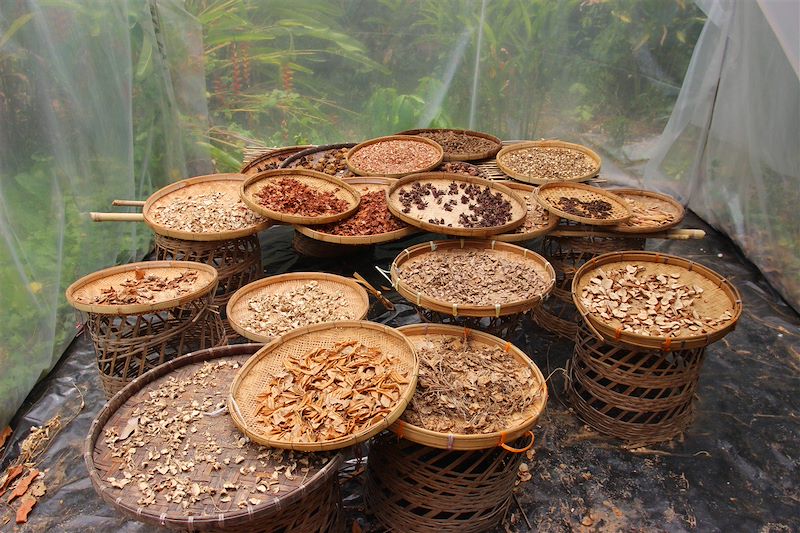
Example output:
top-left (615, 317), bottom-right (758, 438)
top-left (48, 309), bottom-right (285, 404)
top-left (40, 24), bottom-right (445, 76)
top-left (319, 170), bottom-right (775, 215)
top-left (365, 432), bottom-right (526, 533)
top-left (66, 261), bottom-right (227, 398)
top-left (565, 324), bottom-right (707, 446)
top-left (291, 231), bottom-right (374, 258)
top-left (85, 343), bottom-right (344, 532)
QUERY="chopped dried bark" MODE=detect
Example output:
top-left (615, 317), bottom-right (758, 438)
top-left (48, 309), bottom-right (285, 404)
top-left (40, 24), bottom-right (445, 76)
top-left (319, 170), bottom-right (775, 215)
top-left (241, 281), bottom-right (357, 337)
top-left (500, 146), bottom-right (598, 180)
top-left (292, 148), bottom-right (353, 177)
top-left (152, 191), bottom-right (265, 233)
top-left (315, 191), bottom-right (406, 236)
top-left (256, 341), bottom-right (410, 443)
top-left (255, 178), bottom-right (350, 217)
top-left (580, 264), bottom-right (734, 337)
top-left (349, 140), bottom-right (440, 175)
top-left (402, 336), bottom-right (541, 434)
top-left (397, 249), bottom-right (548, 306)
top-left (437, 161), bottom-right (488, 177)
top-left (415, 131), bottom-right (499, 156)
top-left (91, 271), bottom-right (199, 306)
top-left (511, 191), bottom-right (552, 233)
top-left (621, 196), bottom-right (677, 228)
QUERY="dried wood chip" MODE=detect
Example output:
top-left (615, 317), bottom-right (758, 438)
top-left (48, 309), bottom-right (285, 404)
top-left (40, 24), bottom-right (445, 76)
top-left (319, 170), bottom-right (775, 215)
top-left (91, 270), bottom-right (198, 306)
top-left (15, 495), bottom-right (36, 524)
top-left (349, 139), bottom-right (440, 175)
top-left (256, 341), bottom-right (409, 443)
top-left (152, 191), bottom-right (265, 233)
top-left (7, 469), bottom-right (39, 503)
top-left (511, 192), bottom-right (551, 233)
top-left (0, 465), bottom-right (24, 497)
top-left (621, 196), bottom-right (677, 228)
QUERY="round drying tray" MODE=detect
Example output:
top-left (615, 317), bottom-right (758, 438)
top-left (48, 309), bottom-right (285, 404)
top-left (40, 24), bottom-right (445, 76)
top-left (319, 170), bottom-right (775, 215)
top-left (346, 135), bottom-right (444, 178)
top-left (534, 182), bottom-right (631, 226)
top-left (386, 173), bottom-right (527, 238)
top-left (226, 272), bottom-right (371, 343)
top-left (435, 161), bottom-right (489, 178)
top-left (294, 177), bottom-right (418, 245)
top-left (66, 260), bottom-right (218, 315)
top-left (229, 321), bottom-right (419, 451)
top-left (240, 145), bottom-right (313, 176)
top-left (610, 188), bottom-right (685, 234)
top-left (392, 323), bottom-right (547, 451)
top-left (391, 239), bottom-right (555, 318)
top-left (240, 169), bottom-right (360, 225)
top-left (279, 143), bottom-right (357, 178)
top-left (140, 173), bottom-right (272, 242)
top-left (493, 181), bottom-right (559, 242)
top-left (85, 343), bottom-right (343, 532)
top-left (572, 251), bottom-right (743, 351)
top-left (396, 128), bottom-right (502, 161)
top-left (496, 140), bottom-right (601, 184)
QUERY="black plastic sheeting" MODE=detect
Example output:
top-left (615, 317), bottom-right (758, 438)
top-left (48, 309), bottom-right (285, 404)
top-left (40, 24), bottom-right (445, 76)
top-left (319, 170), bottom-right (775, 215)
top-left (2, 212), bottom-right (798, 532)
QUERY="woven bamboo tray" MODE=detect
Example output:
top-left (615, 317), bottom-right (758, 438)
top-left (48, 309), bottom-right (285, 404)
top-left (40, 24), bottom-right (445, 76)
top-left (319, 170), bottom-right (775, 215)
top-left (494, 181), bottom-right (559, 242)
top-left (572, 251), bottom-right (743, 351)
top-left (610, 188), bottom-right (685, 234)
top-left (392, 324), bottom-right (546, 451)
top-left (566, 324), bottom-right (706, 446)
top-left (346, 135), bottom-right (444, 178)
top-left (229, 321), bottom-right (419, 451)
top-left (240, 145), bottom-right (313, 176)
top-left (279, 142), bottom-right (357, 178)
top-left (534, 182), bottom-right (631, 226)
top-left (240, 169), bottom-right (360, 225)
top-left (391, 239), bottom-right (555, 318)
top-left (365, 433), bottom-right (524, 533)
top-left (496, 140), bottom-right (601, 184)
top-left (294, 177), bottom-right (418, 245)
top-left (435, 161), bottom-right (489, 178)
top-left (386, 173), bottom-right (527, 237)
top-left (226, 272), bottom-right (370, 343)
top-left (396, 128), bottom-right (502, 161)
top-left (85, 343), bottom-right (344, 532)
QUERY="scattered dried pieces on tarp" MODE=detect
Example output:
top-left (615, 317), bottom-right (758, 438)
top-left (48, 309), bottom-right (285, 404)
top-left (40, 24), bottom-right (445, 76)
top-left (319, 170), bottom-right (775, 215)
top-left (0, 426), bottom-right (11, 451)
top-left (7, 468), bottom-right (39, 503)
top-left (0, 465), bottom-right (24, 497)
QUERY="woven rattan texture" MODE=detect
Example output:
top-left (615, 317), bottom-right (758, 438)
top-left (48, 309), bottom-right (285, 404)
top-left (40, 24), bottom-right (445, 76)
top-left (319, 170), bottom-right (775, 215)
top-left (365, 434), bottom-right (523, 533)
top-left (86, 292), bottom-right (226, 398)
top-left (494, 182), bottom-right (559, 242)
top-left (566, 325), bottom-right (706, 446)
top-left (414, 307), bottom-right (527, 339)
top-left (291, 231), bottom-right (374, 258)
top-left (86, 345), bottom-right (344, 532)
top-left (230, 322), bottom-right (417, 450)
top-left (279, 143), bottom-right (357, 178)
top-left (240, 145), bottom-right (311, 176)
top-left (154, 234), bottom-right (262, 311)
top-left (611, 189), bottom-right (685, 234)
top-left (536, 183), bottom-right (630, 226)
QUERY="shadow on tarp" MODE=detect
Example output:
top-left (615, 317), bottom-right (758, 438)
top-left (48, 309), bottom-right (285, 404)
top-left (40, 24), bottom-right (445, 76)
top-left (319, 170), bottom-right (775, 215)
top-left (1, 213), bottom-right (798, 532)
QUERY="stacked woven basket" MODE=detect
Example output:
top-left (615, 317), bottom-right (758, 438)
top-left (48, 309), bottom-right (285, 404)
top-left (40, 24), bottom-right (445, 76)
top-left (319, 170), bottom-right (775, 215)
top-left (69, 128), bottom-right (740, 532)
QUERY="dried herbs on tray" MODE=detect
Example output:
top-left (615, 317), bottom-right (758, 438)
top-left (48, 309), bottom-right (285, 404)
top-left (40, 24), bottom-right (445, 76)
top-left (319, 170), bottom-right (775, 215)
top-left (437, 161), bottom-right (487, 177)
top-left (414, 130), bottom-right (499, 157)
top-left (255, 341), bottom-right (410, 443)
top-left (397, 249), bottom-right (548, 306)
top-left (511, 192), bottom-right (551, 233)
top-left (401, 336), bottom-right (541, 434)
top-left (621, 196), bottom-right (677, 228)
top-left (254, 178), bottom-right (350, 217)
top-left (500, 146), bottom-right (598, 180)
top-left (397, 181), bottom-right (513, 228)
top-left (152, 191), bottom-right (265, 233)
top-left (555, 196), bottom-right (613, 219)
top-left (291, 147), bottom-right (353, 177)
top-left (91, 271), bottom-right (198, 306)
top-left (348, 139), bottom-right (440, 175)
top-left (315, 191), bottom-right (406, 236)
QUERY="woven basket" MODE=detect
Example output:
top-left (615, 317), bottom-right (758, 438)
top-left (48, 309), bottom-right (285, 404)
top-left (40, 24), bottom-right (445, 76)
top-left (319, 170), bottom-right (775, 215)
top-left (493, 181), bottom-right (559, 242)
top-left (225, 272), bottom-right (370, 343)
top-left (66, 261), bottom-right (227, 398)
top-left (84, 343), bottom-right (344, 532)
top-left (610, 188), bottom-right (685, 234)
top-left (291, 231), bottom-right (374, 258)
top-left (294, 177), bottom-right (417, 246)
top-left (392, 324), bottom-right (547, 451)
top-left (386, 172), bottom-right (527, 237)
top-left (572, 251), bottom-right (743, 351)
top-left (241, 169), bottom-right (360, 225)
top-left (279, 143), bottom-right (357, 178)
top-left (566, 324), bottom-right (707, 446)
top-left (346, 135), bottom-right (444, 178)
top-left (229, 321), bottom-right (419, 451)
top-left (365, 433), bottom-right (525, 533)
top-left (532, 299), bottom-right (582, 341)
top-left (396, 128), bottom-right (502, 161)
top-left (413, 307), bottom-right (528, 338)
top-left (534, 182), bottom-right (631, 226)
top-left (495, 140), bottom-right (601, 184)
top-left (240, 145), bottom-right (313, 176)
top-left (391, 239), bottom-right (555, 318)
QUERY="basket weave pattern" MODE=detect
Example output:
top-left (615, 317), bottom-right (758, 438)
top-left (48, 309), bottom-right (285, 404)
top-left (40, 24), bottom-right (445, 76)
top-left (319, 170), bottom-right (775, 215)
top-left (365, 434), bottom-right (523, 533)
top-left (414, 306), bottom-right (527, 338)
top-left (566, 325), bottom-right (706, 445)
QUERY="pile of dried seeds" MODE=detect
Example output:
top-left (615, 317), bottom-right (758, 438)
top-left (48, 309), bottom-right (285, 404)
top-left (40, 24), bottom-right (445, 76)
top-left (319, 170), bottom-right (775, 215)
top-left (621, 196), bottom-right (677, 228)
top-left (241, 281), bottom-right (356, 337)
top-left (315, 191), bottom-right (406, 236)
top-left (579, 264), bottom-right (735, 337)
top-left (414, 131), bottom-right (499, 157)
top-left (256, 341), bottom-right (410, 442)
top-left (102, 359), bottom-right (325, 510)
top-left (402, 336), bottom-right (541, 434)
top-left (511, 192), bottom-right (552, 233)
top-left (254, 178), bottom-right (351, 217)
top-left (397, 181), bottom-right (513, 228)
top-left (397, 249), bottom-right (548, 306)
top-left (348, 139), bottom-right (440, 175)
top-left (500, 146), bottom-right (598, 180)
top-left (291, 147), bottom-right (353, 177)
top-left (91, 270), bottom-right (198, 305)
top-left (554, 196), bottom-right (613, 219)
top-left (152, 191), bottom-right (265, 233)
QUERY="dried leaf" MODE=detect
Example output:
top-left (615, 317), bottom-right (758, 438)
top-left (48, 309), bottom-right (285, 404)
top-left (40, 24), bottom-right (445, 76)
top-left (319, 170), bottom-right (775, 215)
top-left (15, 494), bottom-right (37, 524)
top-left (117, 416), bottom-right (139, 442)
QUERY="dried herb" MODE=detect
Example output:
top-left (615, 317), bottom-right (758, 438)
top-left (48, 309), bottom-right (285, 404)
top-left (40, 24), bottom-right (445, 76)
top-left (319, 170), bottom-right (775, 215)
top-left (500, 147), bottom-right (598, 180)
top-left (91, 271), bottom-right (199, 306)
top-left (316, 191), bottom-right (406, 236)
top-left (397, 181), bottom-right (514, 228)
top-left (415, 131), bottom-right (499, 156)
top-left (349, 139), bottom-right (440, 175)
top-left (621, 196), bottom-right (677, 228)
top-left (152, 191), bottom-right (265, 233)
top-left (555, 196), bottom-right (613, 219)
top-left (292, 147), bottom-right (353, 177)
top-left (437, 161), bottom-right (487, 177)
top-left (255, 178), bottom-right (350, 217)
top-left (511, 192), bottom-right (552, 233)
